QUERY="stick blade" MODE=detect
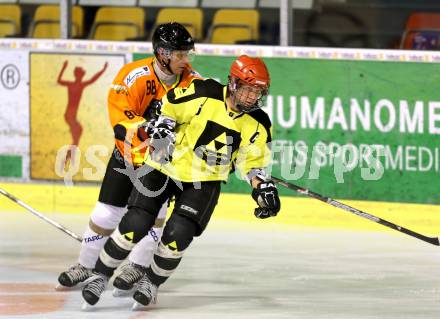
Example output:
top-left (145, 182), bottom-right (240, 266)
top-left (426, 237), bottom-right (440, 246)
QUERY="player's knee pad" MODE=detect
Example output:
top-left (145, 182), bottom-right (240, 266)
top-left (117, 206), bottom-right (156, 244)
top-left (90, 202), bottom-right (126, 234)
top-left (161, 214), bottom-right (197, 254)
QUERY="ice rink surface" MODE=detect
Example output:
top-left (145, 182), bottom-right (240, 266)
top-left (1, 210), bottom-right (439, 319)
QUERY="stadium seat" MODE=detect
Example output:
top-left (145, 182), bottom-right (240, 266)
top-left (208, 9), bottom-right (259, 44)
top-left (400, 13), bottom-right (440, 50)
top-left (29, 5), bottom-right (84, 38)
top-left (153, 8), bottom-right (203, 41)
top-left (0, 4), bottom-right (21, 37)
top-left (89, 7), bottom-right (145, 41)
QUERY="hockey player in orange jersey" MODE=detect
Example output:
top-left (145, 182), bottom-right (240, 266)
top-left (57, 22), bottom-right (202, 292)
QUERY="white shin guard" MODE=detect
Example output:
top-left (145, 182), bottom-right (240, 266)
top-left (78, 225), bottom-right (108, 269)
top-left (78, 202), bottom-right (126, 269)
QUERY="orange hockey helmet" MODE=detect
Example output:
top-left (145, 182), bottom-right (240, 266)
top-left (228, 55), bottom-right (270, 112)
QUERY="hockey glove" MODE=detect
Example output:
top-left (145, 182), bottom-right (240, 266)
top-left (252, 181), bottom-right (281, 219)
top-left (149, 124), bottom-right (176, 164)
top-left (142, 99), bottom-right (163, 136)
top-left (137, 121), bottom-right (150, 142)
top-left (144, 99), bottom-right (162, 122)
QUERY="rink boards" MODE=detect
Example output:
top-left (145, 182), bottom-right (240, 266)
top-left (1, 182), bottom-right (439, 235)
top-left (1, 40), bottom-right (440, 204)
top-left (0, 40), bottom-right (439, 238)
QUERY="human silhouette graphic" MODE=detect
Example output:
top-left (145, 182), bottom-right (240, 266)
top-left (57, 60), bottom-right (108, 167)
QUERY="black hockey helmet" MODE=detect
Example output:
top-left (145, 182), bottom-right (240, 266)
top-left (152, 22), bottom-right (194, 54)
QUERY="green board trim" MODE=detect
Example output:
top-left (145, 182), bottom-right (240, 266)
top-left (0, 155), bottom-right (22, 178)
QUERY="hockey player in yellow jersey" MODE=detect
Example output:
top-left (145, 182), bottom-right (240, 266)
top-left (81, 55), bottom-right (281, 308)
top-left (57, 23), bottom-right (201, 292)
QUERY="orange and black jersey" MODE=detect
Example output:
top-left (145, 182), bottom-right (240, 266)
top-left (108, 56), bottom-right (201, 166)
top-left (146, 78), bottom-right (272, 182)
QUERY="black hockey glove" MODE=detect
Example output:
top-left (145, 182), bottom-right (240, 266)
top-left (149, 124), bottom-right (176, 164)
top-left (144, 99), bottom-right (162, 122)
top-left (142, 99), bottom-right (163, 136)
top-left (252, 181), bottom-right (281, 219)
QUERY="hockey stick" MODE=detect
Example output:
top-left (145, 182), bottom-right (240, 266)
top-left (0, 187), bottom-right (82, 243)
top-left (271, 176), bottom-right (440, 246)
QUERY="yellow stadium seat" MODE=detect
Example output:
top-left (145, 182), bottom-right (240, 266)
top-left (0, 5), bottom-right (21, 37)
top-left (30, 5), bottom-right (84, 38)
top-left (154, 8), bottom-right (203, 41)
top-left (208, 9), bottom-right (259, 44)
top-left (90, 7), bottom-right (145, 41)
top-left (211, 27), bottom-right (253, 45)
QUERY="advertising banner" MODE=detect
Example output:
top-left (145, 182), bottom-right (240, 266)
top-left (134, 54), bottom-right (440, 204)
top-left (0, 50), bottom-right (28, 178)
top-left (30, 53), bottom-right (126, 182)
top-left (0, 42), bottom-right (434, 203)
top-left (0, 40), bottom-right (437, 204)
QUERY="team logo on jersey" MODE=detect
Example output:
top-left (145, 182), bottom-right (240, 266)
top-left (194, 121), bottom-right (241, 166)
top-left (124, 66), bottom-right (150, 88)
top-left (110, 84), bottom-right (128, 95)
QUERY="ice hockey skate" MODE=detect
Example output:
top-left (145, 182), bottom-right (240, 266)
top-left (112, 262), bottom-right (146, 297)
top-left (81, 272), bottom-right (108, 309)
top-left (56, 263), bottom-right (92, 290)
top-left (131, 274), bottom-right (158, 310)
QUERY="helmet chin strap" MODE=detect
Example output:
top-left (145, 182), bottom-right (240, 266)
top-left (155, 48), bottom-right (175, 75)
top-left (161, 57), bottom-right (174, 75)
top-left (153, 57), bottom-right (177, 86)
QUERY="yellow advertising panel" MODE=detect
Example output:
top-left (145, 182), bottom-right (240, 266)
top-left (30, 53), bottom-right (126, 182)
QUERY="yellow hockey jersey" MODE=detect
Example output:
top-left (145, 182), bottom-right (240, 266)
top-left (145, 79), bottom-right (272, 182)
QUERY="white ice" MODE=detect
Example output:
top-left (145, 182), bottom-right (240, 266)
top-left (1, 211), bottom-right (439, 319)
